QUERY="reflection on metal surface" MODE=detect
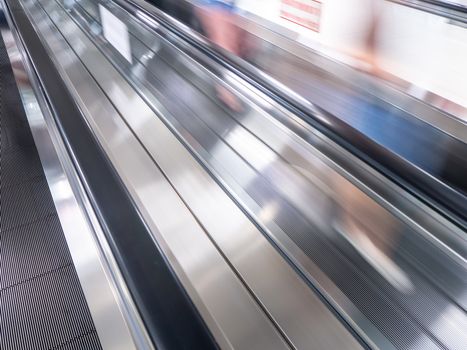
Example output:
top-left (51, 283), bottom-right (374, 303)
top-left (8, 0), bottom-right (467, 349)
top-left (0, 4), bottom-right (150, 350)
top-left (141, 0), bottom-right (467, 229)
top-left (157, 0), bottom-right (467, 124)
top-left (35, 0), bottom-right (364, 347)
top-left (16, 0), bottom-right (297, 348)
top-left (334, 223), bottom-right (415, 293)
top-left (70, 2), bottom-right (466, 349)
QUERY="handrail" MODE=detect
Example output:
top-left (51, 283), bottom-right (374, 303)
top-left (389, 0), bottom-right (467, 24)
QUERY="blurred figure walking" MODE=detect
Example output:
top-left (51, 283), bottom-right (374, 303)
top-left (195, 0), bottom-right (244, 111)
top-left (332, 0), bottom-right (414, 294)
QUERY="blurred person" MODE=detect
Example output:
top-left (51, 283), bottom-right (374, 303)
top-left (331, 0), bottom-right (414, 293)
top-left (194, 0), bottom-right (244, 111)
top-left (356, 0), bottom-right (381, 75)
top-left (195, 0), bottom-right (239, 53)
top-left (346, 0), bottom-right (445, 174)
top-left (342, 0), bottom-right (386, 77)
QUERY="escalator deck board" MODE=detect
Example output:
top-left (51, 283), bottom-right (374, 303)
top-left (0, 33), bottom-right (102, 350)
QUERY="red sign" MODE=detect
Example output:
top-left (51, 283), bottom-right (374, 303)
top-left (280, 0), bottom-right (322, 32)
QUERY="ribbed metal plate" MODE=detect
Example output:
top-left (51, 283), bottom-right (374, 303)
top-left (0, 32), bottom-right (102, 350)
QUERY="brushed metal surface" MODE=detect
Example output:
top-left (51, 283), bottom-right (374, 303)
top-left (68, 2), bottom-right (467, 350)
top-left (18, 0), bottom-right (296, 348)
top-left (12, 0), bottom-right (467, 349)
top-left (0, 4), bottom-right (149, 350)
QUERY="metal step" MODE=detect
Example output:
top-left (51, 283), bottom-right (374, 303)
top-left (0, 33), bottom-right (102, 350)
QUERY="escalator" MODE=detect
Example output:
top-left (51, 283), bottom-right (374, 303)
top-left (0, 0), bottom-right (465, 349)
top-left (0, 33), bottom-right (102, 350)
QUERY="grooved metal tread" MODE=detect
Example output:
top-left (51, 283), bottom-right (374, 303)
top-left (0, 32), bottom-right (102, 350)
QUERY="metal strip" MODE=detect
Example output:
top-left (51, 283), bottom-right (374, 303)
top-left (0, 3), bottom-right (150, 350)
top-left (17, 0), bottom-right (294, 348)
top-left (58, 2), bottom-right (467, 350)
top-left (36, 0), bottom-right (365, 348)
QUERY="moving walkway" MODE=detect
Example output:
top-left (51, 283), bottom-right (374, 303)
top-left (0, 0), bottom-right (465, 349)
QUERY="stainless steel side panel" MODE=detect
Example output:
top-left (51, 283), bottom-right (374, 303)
top-left (67, 3), bottom-right (466, 350)
top-left (0, 5), bottom-right (149, 350)
top-left (27, 0), bottom-right (363, 348)
top-left (15, 0), bottom-right (304, 348)
top-left (68, 2), bottom-right (467, 350)
top-left (12, 0), bottom-right (467, 349)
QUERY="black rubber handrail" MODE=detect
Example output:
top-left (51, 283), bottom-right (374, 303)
top-left (4, 0), bottom-right (218, 348)
top-left (397, 0), bottom-right (467, 13)
top-left (389, 0), bottom-right (467, 24)
top-left (418, 0), bottom-right (467, 12)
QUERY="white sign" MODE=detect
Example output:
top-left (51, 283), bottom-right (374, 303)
top-left (99, 5), bottom-right (132, 63)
